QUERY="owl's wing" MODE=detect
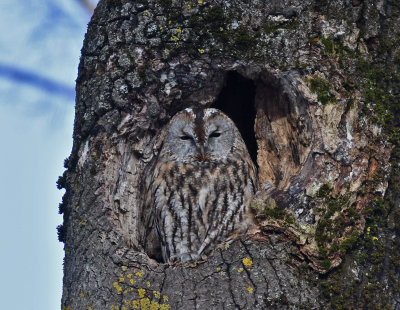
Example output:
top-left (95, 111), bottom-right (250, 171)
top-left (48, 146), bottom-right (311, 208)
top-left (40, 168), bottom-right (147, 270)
top-left (198, 159), bottom-right (257, 257)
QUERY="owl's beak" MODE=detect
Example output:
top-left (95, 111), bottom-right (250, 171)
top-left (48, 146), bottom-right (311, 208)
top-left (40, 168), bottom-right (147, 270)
top-left (195, 144), bottom-right (210, 162)
top-left (199, 145), bottom-right (205, 155)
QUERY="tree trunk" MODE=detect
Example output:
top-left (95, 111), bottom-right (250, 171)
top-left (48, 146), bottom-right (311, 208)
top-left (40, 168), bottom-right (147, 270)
top-left (58, 0), bottom-right (400, 308)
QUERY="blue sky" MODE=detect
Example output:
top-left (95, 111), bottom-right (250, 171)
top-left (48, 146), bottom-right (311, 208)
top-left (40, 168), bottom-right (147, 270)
top-left (0, 1), bottom-right (95, 308)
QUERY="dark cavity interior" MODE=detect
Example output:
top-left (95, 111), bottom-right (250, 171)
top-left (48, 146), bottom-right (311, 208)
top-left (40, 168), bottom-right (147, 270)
top-left (213, 71), bottom-right (258, 167)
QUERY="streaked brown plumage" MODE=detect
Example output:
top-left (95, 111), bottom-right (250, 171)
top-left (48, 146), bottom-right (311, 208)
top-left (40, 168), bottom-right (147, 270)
top-left (144, 108), bottom-right (257, 263)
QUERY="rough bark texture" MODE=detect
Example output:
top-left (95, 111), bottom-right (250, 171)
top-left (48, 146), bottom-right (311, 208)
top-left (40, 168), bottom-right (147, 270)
top-left (58, 0), bottom-right (400, 309)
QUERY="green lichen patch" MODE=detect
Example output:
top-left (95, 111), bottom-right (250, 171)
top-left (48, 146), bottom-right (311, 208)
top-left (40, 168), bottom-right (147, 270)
top-left (317, 195), bottom-right (398, 309)
top-left (307, 76), bottom-right (337, 105)
top-left (355, 60), bottom-right (400, 145)
top-left (251, 198), bottom-right (296, 225)
top-left (204, 5), bottom-right (225, 30)
top-left (263, 20), bottom-right (281, 35)
top-left (315, 183), bottom-right (332, 198)
top-left (233, 27), bottom-right (257, 51)
top-left (320, 37), bottom-right (356, 59)
top-left (314, 190), bottom-right (360, 262)
top-left (316, 164), bottom-right (400, 308)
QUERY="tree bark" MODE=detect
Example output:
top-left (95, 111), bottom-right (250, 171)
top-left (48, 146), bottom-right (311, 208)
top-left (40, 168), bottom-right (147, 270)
top-left (58, 0), bottom-right (400, 309)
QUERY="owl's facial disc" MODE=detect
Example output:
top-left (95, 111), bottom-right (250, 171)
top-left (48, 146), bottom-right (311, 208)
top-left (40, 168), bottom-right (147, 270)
top-left (162, 108), bottom-right (237, 163)
top-left (164, 121), bottom-right (198, 161)
top-left (204, 117), bottom-right (235, 158)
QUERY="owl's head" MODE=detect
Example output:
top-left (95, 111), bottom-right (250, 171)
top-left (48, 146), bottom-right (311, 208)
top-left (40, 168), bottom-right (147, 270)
top-left (160, 108), bottom-right (247, 163)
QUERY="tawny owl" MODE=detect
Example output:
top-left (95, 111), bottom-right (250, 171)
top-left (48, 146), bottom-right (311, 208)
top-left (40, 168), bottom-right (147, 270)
top-left (144, 108), bottom-right (257, 263)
